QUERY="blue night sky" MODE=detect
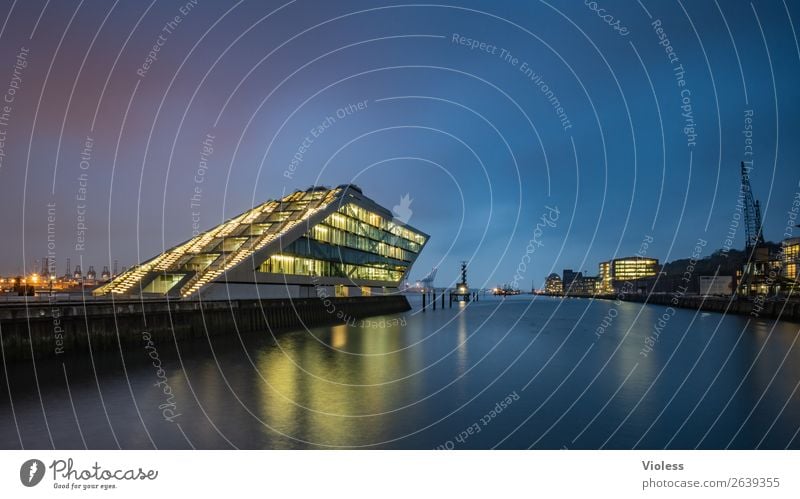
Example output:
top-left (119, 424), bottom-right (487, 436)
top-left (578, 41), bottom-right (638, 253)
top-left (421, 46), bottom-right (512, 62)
top-left (0, 0), bottom-right (799, 290)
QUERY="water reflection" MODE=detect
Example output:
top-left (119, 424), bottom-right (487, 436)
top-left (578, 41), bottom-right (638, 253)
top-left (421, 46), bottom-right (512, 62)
top-left (250, 317), bottom-right (430, 447)
top-left (331, 324), bottom-right (348, 349)
top-left (456, 309), bottom-right (468, 376)
top-left (1, 296), bottom-right (798, 449)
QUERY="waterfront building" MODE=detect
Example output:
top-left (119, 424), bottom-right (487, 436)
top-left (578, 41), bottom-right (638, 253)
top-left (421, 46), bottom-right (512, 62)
top-left (598, 257), bottom-right (659, 294)
top-left (562, 269), bottom-right (580, 294)
top-left (783, 237), bottom-right (799, 282)
top-left (544, 273), bottom-right (563, 295)
top-left (745, 237), bottom-right (800, 296)
top-left (569, 275), bottom-right (599, 296)
top-left (560, 269), bottom-right (600, 296)
top-left (572, 275), bottom-right (600, 296)
top-left (94, 185), bottom-right (428, 300)
top-left (737, 246), bottom-right (783, 297)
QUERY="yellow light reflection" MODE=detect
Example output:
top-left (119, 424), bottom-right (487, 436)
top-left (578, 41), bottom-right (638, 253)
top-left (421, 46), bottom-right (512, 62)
top-left (331, 325), bottom-right (348, 349)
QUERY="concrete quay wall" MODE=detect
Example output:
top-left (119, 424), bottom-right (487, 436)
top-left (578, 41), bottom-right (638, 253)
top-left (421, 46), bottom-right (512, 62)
top-left (0, 296), bottom-right (411, 361)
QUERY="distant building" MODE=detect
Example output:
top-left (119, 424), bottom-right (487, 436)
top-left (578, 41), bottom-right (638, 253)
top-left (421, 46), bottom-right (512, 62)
top-left (738, 246), bottom-right (782, 297)
top-left (544, 273), bottom-right (563, 295)
top-left (698, 275), bottom-right (734, 296)
top-left (569, 275), bottom-right (599, 296)
top-left (562, 269), bottom-right (580, 294)
top-left (599, 257), bottom-right (659, 294)
top-left (783, 237), bottom-right (799, 282)
top-left (94, 185), bottom-right (428, 299)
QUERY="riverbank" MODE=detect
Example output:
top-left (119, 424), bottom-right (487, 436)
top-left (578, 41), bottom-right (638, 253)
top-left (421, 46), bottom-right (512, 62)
top-left (0, 295), bottom-right (410, 361)
top-left (592, 293), bottom-right (800, 322)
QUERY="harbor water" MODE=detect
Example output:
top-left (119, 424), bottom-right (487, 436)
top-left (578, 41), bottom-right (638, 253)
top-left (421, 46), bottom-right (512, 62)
top-left (1, 295), bottom-right (798, 449)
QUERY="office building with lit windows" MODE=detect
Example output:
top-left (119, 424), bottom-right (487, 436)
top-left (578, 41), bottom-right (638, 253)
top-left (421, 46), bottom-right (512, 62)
top-left (783, 237), bottom-right (799, 282)
top-left (598, 257), bottom-right (659, 294)
top-left (94, 185), bottom-right (428, 300)
top-left (569, 275), bottom-right (599, 296)
top-left (544, 273), bottom-right (563, 295)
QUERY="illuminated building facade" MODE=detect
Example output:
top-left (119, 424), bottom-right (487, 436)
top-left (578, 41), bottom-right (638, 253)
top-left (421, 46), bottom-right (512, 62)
top-left (94, 185), bottom-right (428, 299)
top-left (737, 246), bottom-right (782, 297)
top-left (783, 237), bottom-right (799, 283)
top-left (598, 257), bottom-right (659, 294)
top-left (544, 273), bottom-right (563, 295)
top-left (569, 275), bottom-right (599, 296)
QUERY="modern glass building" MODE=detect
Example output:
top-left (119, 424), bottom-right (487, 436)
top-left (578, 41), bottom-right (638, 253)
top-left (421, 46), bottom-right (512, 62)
top-left (94, 185), bottom-right (428, 299)
top-left (544, 273), bottom-right (563, 295)
top-left (598, 257), bottom-right (659, 294)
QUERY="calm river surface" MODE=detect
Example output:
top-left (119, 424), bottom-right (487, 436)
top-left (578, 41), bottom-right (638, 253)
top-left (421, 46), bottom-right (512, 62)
top-left (1, 295), bottom-right (799, 449)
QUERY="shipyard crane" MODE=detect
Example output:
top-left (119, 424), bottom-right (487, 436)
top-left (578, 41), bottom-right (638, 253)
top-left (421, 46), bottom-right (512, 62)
top-left (738, 161), bottom-right (766, 296)
top-left (741, 161), bottom-right (765, 252)
top-left (418, 267), bottom-right (438, 289)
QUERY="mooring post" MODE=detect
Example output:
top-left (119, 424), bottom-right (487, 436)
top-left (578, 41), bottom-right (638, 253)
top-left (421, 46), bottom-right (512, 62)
top-left (422, 291), bottom-right (426, 311)
top-left (441, 290), bottom-right (445, 308)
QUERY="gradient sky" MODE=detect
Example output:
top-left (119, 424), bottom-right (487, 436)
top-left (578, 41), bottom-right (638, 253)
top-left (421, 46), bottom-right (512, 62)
top-left (0, 0), bottom-right (799, 290)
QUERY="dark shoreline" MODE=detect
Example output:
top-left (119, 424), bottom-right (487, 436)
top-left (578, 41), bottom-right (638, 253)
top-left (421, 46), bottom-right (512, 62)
top-left (548, 293), bottom-right (800, 323)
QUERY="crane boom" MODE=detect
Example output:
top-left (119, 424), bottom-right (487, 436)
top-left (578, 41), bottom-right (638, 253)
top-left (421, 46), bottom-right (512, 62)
top-left (741, 161), bottom-right (764, 252)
